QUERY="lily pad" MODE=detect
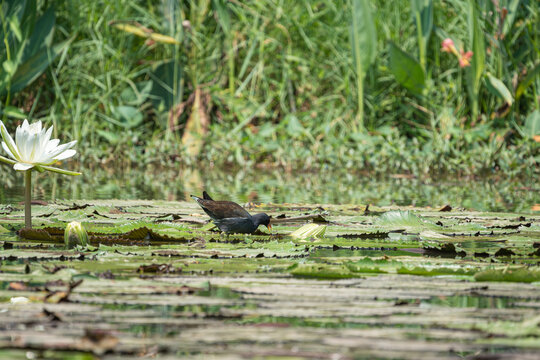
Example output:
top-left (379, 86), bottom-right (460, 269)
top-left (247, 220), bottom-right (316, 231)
top-left (0, 199), bottom-right (538, 359)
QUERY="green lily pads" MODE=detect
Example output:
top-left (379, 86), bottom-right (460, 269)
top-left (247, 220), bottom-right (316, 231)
top-left (0, 199), bottom-right (538, 359)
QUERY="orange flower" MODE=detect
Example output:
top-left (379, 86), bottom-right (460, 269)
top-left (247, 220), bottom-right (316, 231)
top-left (442, 38), bottom-right (473, 68)
top-left (441, 38), bottom-right (458, 56)
top-left (459, 50), bottom-right (473, 68)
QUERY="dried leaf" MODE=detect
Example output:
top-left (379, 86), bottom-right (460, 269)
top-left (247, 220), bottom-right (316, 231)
top-left (182, 87), bottom-right (211, 157)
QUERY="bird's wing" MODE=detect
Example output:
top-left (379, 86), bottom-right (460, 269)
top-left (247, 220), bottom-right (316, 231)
top-left (195, 199), bottom-right (252, 219)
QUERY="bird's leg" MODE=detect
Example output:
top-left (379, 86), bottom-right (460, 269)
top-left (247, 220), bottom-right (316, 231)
top-left (221, 232), bottom-right (231, 241)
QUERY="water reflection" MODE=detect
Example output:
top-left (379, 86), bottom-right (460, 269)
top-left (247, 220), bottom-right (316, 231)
top-left (0, 165), bottom-right (537, 213)
top-left (423, 295), bottom-right (516, 309)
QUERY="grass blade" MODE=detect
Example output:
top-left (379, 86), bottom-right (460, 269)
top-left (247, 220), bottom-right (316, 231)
top-left (350, 0), bottom-right (377, 130)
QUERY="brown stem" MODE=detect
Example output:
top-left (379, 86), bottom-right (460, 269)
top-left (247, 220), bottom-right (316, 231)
top-left (25, 170), bottom-right (32, 229)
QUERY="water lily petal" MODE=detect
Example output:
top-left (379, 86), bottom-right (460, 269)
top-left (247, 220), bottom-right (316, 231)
top-left (53, 149), bottom-right (76, 161)
top-left (35, 127), bottom-right (55, 163)
top-left (38, 126), bottom-right (53, 154)
top-left (18, 120), bottom-right (42, 161)
top-left (15, 119), bottom-right (29, 147)
top-left (21, 132), bottom-right (38, 162)
top-left (17, 128), bottom-right (30, 160)
top-left (64, 139), bottom-right (77, 148)
top-left (14, 162), bottom-right (34, 171)
top-left (0, 121), bottom-right (22, 161)
top-left (20, 119), bottom-right (29, 130)
top-left (45, 138), bottom-right (60, 153)
top-left (45, 140), bottom-right (77, 161)
top-left (27, 132), bottom-right (42, 162)
top-left (28, 120), bottom-right (42, 135)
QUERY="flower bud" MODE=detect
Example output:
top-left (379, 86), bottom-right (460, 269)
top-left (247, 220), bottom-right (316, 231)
top-left (290, 223), bottom-right (327, 240)
top-left (64, 221), bottom-right (88, 248)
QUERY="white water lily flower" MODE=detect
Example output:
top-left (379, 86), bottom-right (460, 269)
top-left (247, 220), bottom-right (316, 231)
top-left (0, 119), bottom-right (80, 175)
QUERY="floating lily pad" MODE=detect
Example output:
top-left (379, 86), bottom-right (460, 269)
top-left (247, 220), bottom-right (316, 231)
top-left (0, 199), bottom-right (538, 359)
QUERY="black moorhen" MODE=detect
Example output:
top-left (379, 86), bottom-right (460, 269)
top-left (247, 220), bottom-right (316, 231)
top-left (191, 192), bottom-right (272, 234)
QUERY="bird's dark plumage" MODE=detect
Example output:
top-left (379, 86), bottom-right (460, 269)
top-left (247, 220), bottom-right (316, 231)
top-left (191, 192), bottom-right (271, 234)
top-left (191, 196), bottom-right (251, 219)
top-left (213, 213), bottom-right (271, 234)
top-left (202, 191), bottom-right (213, 200)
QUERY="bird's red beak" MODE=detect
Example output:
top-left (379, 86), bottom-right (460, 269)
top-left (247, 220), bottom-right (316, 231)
top-left (266, 224), bottom-right (272, 232)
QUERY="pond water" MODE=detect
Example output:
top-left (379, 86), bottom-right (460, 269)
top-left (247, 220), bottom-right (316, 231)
top-left (1, 188), bottom-right (538, 358)
top-left (0, 165), bottom-right (537, 213)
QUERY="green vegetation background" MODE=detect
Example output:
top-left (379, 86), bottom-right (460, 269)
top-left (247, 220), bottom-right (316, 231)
top-left (1, 0), bottom-right (539, 176)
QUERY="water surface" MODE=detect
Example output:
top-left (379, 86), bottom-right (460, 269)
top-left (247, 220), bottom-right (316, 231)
top-left (0, 165), bottom-right (537, 213)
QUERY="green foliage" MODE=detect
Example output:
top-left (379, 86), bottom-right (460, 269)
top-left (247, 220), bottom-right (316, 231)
top-left (485, 73), bottom-right (513, 106)
top-left (516, 63), bottom-right (540, 101)
top-left (410, 0), bottom-right (433, 70)
top-left (0, 1), bottom-right (67, 118)
top-left (149, 61), bottom-right (183, 112)
top-left (350, 0), bottom-right (377, 129)
top-left (465, 0), bottom-right (485, 121)
top-left (0, 0), bottom-right (536, 175)
top-left (521, 110), bottom-right (539, 138)
top-left (388, 42), bottom-right (425, 96)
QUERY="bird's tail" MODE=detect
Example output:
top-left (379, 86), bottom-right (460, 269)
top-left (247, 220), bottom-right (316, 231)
top-left (202, 191), bottom-right (213, 200)
top-left (192, 192), bottom-right (213, 202)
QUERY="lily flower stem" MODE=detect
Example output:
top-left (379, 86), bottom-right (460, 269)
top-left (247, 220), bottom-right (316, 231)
top-left (25, 170), bottom-right (32, 229)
